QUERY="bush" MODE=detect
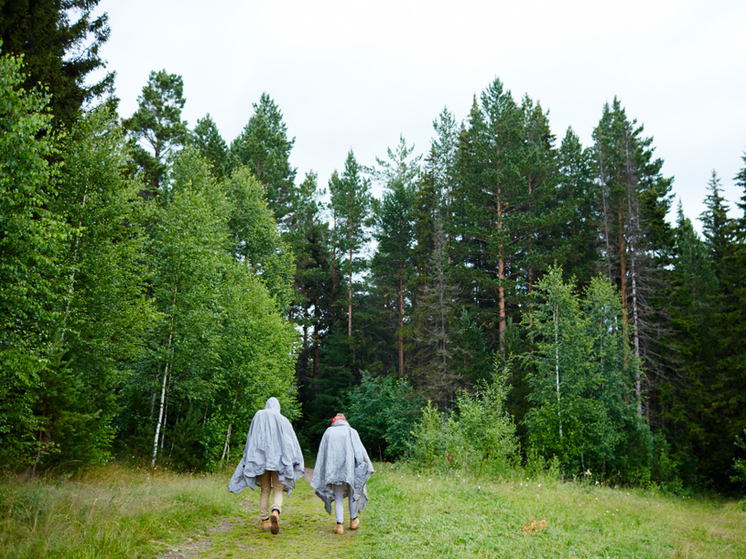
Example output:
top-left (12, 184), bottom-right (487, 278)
top-left (409, 361), bottom-right (518, 479)
top-left (345, 371), bottom-right (422, 460)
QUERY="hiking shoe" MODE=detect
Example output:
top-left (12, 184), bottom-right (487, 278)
top-left (350, 517), bottom-right (359, 530)
top-left (270, 510), bottom-right (280, 535)
top-left (333, 522), bottom-right (344, 535)
top-left (261, 519), bottom-right (270, 530)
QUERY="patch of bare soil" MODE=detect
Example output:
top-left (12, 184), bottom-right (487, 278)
top-left (156, 537), bottom-right (214, 559)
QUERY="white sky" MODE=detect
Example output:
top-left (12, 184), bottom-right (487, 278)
top-left (96, 0), bottom-right (746, 231)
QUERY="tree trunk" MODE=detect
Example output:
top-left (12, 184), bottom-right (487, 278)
top-left (153, 262), bottom-right (180, 468)
top-left (398, 274), bottom-right (404, 376)
top-left (348, 243), bottom-right (353, 338)
top-left (554, 301), bottom-right (563, 439)
top-left (618, 203), bottom-right (628, 322)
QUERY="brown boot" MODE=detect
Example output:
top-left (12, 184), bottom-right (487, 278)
top-left (350, 517), bottom-right (359, 530)
top-left (270, 509), bottom-right (280, 535)
top-left (333, 522), bottom-right (344, 535)
top-left (261, 519), bottom-right (270, 530)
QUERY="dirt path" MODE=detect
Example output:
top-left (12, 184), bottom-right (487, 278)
top-left (157, 468), bottom-right (357, 559)
top-left (303, 466), bottom-right (314, 485)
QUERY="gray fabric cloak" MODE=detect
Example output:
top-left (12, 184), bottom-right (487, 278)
top-left (310, 420), bottom-right (374, 515)
top-left (228, 397), bottom-right (304, 494)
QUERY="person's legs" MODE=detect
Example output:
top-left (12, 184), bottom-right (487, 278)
top-left (348, 484), bottom-right (359, 530)
top-left (259, 471), bottom-right (271, 528)
top-left (333, 484), bottom-right (344, 533)
top-left (270, 471), bottom-right (284, 514)
top-left (269, 471), bottom-right (284, 535)
top-left (333, 484), bottom-right (345, 523)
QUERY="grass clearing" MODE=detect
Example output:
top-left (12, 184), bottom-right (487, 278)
top-left (358, 463), bottom-right (746, 558)
top-left (1, 462), bottom-right (744, 558)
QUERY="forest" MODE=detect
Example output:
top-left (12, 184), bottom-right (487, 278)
top-left (1, 1), bottom-right (745, 494)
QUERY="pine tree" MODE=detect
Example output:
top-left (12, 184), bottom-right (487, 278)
top-left (370, 135), bottom-right (421, 376)
top-left (124, 70), bottom-right (189, 199)
top-left (285, 172), bottom-right (333, 409)
top-left (706, 150), bottom-right (746, 486)
top-left (592, 97), bottom-right (673, 418)
top-left (556, 128), bottom-right (601, 286)
top-left (328, 150), bottom-right (374, 340)
top-left (228, 93), bottom-right (296, 226)
top-left (451, 81), bottom-right (525, 358)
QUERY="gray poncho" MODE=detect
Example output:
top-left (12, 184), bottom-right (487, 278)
top-left (311, 420), bottom-right (374, 515)
top-left (228, 397), bottom-right (304, 494)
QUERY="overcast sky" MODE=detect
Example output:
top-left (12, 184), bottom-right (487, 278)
top-left (96, 0), bottom-right (746, 230)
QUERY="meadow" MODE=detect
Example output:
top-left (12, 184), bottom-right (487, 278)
top-left (1, 462), bottom-right (744, 558)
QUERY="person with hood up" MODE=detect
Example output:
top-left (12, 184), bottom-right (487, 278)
top-left (311, 413), bottom-right (374, 534)
top-left (228, 397), bottom-right (304, 535)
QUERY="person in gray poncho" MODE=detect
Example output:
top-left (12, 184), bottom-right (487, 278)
top-left (311, 413), bottom-right (374, 534)
top-left (228, 397), bottom-right (304, 534)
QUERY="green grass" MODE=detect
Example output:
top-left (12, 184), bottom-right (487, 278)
top-left (358, 463), bottom-right (746, 558)
top-left (1, 462), bottom-right (744, 558)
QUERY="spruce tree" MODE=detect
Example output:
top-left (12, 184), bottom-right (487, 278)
top-left (0, 0), bottom-right (113, 129)
top-left (192, 114), bottom-right (228, 179)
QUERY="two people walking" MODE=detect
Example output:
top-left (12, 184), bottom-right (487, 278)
top-left (228, 399), bottom-right (373, 535)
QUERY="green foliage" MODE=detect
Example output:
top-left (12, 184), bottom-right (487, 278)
top-left (38, 106), bottom-right (155, 471)
top-left (0, 52), bottom-right (67, 469)
top-left (0, 1), bottom-right (113, 129)
top-left (410, 360), bottom-right (518, 478)
top-left (522, 267), bottom-right (649, 482)
top-left (228, 93), bottom-right (296, 225)
top-left (731, 430), bottom-right (746, 487)
top-left (191, 113), bottom-right (228, 178)
top-left (124, 70), bottom-right (188, 197)
top-left (222, 166), bottom-right (295, 312)
top-left (118, 149), bottom-right (298, 471)
top-left (344, 372), bottom-right (422, 460)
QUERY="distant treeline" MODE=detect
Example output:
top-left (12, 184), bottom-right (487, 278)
top-left (1, 1), bottom-right (745, 492)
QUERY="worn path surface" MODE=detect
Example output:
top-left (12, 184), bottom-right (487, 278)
top-left (157, 468), bottom-right (360, 559)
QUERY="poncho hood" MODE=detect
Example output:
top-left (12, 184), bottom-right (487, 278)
top-left (265, 397), bottom-right (281, 412)
top-left (310, 420), bottom-right (374, 515)
top-left (228, 398), bottom-right (304, 494)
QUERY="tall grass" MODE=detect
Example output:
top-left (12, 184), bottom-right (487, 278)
top-left (2, 461), bottom-right (744, 558)
top-left (0, 463), bottom-right (237, 558)
top-left (356, 463), bottom-right (746, 558)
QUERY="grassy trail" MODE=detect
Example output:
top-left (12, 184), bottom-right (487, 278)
top-left (158, 467), bottom-right (359, 559)
top-left (2, 462), bottom-right (745, 558)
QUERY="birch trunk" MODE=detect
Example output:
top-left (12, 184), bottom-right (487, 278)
top-left (554, 302), bottom-right (563, 439)
top-left (152, 263), bottom-right (180, 468)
